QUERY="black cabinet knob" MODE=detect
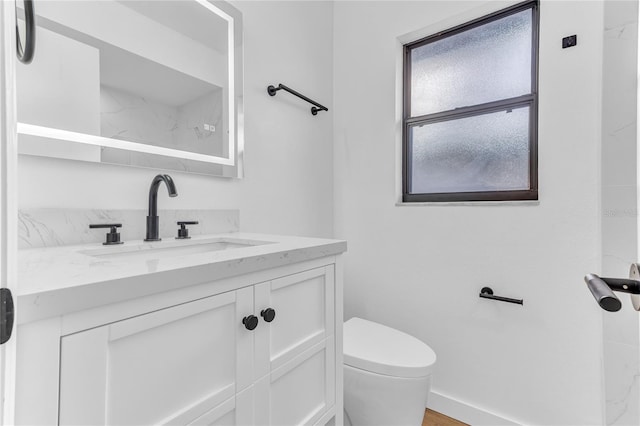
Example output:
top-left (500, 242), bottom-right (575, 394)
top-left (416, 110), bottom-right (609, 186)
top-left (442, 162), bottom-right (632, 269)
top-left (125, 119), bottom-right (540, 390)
top-left (242, 315), bottom-right (258, 331)
top-left (261, 308), bottom-right (276, 323)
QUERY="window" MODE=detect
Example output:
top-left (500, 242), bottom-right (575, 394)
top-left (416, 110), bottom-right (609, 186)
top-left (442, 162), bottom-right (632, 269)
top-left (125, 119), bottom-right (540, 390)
top-left (403, 1), bottom-right (539, 202)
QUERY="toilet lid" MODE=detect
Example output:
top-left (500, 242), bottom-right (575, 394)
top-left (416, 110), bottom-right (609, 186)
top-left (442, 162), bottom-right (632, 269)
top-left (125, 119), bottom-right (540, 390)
top-left (343, 317), bottom-right (436, 378)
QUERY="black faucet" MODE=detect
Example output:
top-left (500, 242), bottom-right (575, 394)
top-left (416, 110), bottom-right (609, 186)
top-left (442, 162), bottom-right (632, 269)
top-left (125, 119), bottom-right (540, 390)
top-left (145, 174), bottom-right (178, 241)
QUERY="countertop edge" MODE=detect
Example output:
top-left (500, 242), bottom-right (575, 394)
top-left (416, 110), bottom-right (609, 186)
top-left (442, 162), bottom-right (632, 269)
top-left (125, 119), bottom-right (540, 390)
top-left (17, 235), bottom-right (347, 324)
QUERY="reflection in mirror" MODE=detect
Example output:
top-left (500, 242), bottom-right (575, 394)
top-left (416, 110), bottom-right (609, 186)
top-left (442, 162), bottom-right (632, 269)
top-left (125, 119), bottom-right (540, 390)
top-left (16, 0), bottom-right (243, 177)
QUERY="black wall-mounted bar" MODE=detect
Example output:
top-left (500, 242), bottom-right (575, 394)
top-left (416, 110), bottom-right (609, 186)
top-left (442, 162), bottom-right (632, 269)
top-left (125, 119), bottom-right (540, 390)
top-left (267, 84), bottom-right (328, 116)
top-left (479, 287), bottom-right (523, 305)
top-left (584, 273), bottom-right (640, 312)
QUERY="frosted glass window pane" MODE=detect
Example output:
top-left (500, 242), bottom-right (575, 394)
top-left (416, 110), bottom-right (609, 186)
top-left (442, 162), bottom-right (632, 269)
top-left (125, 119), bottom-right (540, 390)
top-left (410, 107), bottom-right (530, 194)
top-left (410, 9), bottom-right (532, 116)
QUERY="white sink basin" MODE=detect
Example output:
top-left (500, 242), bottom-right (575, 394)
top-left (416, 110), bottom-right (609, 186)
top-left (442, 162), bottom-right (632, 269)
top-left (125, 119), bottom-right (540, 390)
top-left (79, 237), bottom-right (273, 261)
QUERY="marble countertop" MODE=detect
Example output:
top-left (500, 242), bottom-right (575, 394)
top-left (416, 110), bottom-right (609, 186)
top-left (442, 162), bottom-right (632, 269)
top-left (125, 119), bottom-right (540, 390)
top-left (18, 232), bottom-right (346, 324)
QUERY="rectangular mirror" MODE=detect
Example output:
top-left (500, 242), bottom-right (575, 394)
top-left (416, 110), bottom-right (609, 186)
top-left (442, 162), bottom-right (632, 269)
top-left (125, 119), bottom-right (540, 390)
top-left (16, 0), bottom-right (243, 177)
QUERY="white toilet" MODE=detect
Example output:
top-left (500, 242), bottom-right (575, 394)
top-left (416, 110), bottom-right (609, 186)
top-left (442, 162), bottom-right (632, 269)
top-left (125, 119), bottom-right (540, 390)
top-left (343, 317), bottom-right (437, 426)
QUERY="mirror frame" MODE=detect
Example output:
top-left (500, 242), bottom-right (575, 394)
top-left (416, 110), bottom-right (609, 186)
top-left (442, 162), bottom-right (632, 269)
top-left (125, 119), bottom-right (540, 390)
top-left (16, 0), bottom-right (244, 178)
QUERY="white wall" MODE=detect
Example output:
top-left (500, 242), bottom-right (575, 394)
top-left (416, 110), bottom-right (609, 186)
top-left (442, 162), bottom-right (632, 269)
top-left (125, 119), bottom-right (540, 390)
top-left (18, 1), bottom-right (334, 239)
top-left (334, 1), bottom-right (605, 424)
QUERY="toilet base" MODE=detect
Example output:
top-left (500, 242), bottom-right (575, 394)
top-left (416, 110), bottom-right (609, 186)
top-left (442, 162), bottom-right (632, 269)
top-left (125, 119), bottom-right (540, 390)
top-left (343, 364), bottom-right (431, 426)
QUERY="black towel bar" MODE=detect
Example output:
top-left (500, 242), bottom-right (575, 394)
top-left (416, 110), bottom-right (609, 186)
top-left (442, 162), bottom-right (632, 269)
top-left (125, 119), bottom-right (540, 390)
top-left (479, 287), bottom-right (523, 305)
top-left (267, 83), bottom-right (328, 116)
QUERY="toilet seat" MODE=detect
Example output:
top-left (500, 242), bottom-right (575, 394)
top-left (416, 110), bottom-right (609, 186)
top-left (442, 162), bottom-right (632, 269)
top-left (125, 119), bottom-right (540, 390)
top-left (343, 317), bottom-right (436, 378)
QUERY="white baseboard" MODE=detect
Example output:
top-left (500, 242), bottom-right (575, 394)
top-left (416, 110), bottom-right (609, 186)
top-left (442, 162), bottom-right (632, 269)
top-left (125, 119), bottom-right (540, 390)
top-left (428, 390), bottom-right (522, 426)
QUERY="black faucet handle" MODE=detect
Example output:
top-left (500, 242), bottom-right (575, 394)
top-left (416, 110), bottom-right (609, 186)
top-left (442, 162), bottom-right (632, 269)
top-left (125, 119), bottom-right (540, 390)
top-left (89, 224), bottom-right (124, 245)
top-left (176, 221), bottom-right (199, 239)
top-left (89, 223), bottom-right (122, 229)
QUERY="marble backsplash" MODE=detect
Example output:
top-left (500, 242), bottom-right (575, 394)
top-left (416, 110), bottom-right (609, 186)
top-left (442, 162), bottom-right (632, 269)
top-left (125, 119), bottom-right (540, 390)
top-left (19, 209), bottom-right (239, 249)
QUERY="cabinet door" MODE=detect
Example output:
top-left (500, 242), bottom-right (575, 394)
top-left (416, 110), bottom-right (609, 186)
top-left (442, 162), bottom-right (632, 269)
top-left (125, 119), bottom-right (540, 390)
top-left (189, 385), bottom-right (254, 426)
top-left (254, 266), bottom-right (335, 374)
top-left (254, 266), bottom-right (336, 425)
top-left (58, 287), bottom-right (254, 425)
top-left (254, 340), bottom-right (335, 426)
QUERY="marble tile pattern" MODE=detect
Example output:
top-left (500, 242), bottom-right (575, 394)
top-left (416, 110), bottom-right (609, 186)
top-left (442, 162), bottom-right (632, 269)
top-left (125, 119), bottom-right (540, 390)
top-left (601, 1), bottom-right (640, 424)
top-left (19, 208), bottom-right (239, 249)
top-left (98, 147), bottom-right (225, 175)
top-left (605, 341), bottom-right (640, 426)
top-left (99, 85), bottom-right (227, 175)
top-left (100, 85), bottom-right (224, 157)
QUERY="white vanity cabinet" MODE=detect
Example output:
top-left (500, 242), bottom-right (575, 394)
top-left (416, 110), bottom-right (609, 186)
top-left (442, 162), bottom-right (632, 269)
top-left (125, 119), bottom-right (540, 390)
top-left (253, 267), bottom-right (336, 425)
top-left (15, 254), bottom-right (344, 426)
top-left (58, 287), bottom-right (255, 425)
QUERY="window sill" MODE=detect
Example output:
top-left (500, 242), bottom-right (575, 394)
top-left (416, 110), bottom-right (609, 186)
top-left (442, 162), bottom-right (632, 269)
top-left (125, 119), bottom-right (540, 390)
top-left (395, 200), bottom-right (540, 207)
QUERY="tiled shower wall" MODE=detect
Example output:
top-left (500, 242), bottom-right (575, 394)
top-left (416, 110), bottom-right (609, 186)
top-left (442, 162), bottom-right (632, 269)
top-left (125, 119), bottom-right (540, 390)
top-left (100, 85), bottom-right (224, 157)
top-left (601, 1), bottom-right (639, 425)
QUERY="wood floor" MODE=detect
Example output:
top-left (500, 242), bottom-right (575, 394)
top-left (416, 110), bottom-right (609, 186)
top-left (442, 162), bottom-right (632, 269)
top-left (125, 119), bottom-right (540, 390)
top-left (422, 409), bottom-right (468, 426)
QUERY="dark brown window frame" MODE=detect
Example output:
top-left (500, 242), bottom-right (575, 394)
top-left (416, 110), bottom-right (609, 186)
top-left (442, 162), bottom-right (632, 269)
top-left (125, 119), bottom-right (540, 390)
top-left (402, 0), bottom-right (539, 203)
